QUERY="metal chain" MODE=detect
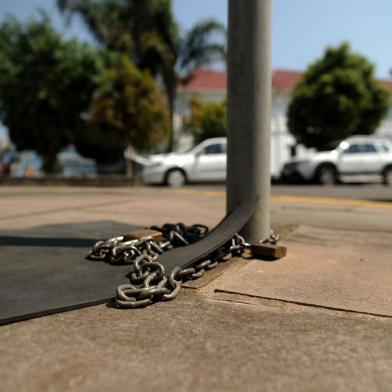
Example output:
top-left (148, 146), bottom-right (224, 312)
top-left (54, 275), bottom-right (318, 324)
top-left (87, 225), bottom-right (279, 309)
top-left (261, 230), bottom-right (280, 245)
top-left (86, 224), bottom-right (247, 309)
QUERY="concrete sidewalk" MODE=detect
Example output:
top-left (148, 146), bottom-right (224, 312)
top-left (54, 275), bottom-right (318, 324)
top-left (1, 186), bottom-right (392, 392)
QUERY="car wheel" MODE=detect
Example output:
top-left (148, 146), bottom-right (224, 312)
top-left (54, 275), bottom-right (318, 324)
top-left (165, 169), bottom-right (186, 187)
top-left (383, 167), bottom-right (392, 186)
top-left (316, 165), bottom-right (338, 185)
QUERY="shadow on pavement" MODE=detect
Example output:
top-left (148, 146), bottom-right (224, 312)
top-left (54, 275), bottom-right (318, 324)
top-left (0, 236), bottom-right (96, 247)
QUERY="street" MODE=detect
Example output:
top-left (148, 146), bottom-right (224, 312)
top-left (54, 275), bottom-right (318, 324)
top-left (177, 183), bottom-right (392, 233)
top-left (0, 184), bottom-right (391, 234)
top-left (274, 183), bottom-right (392, 202)
top-left (191, 183), bottom-right (392, 203)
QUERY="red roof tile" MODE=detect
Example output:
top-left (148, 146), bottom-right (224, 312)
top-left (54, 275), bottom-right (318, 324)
top-left (180, 68), bottom-right (392, 94)
top-left (180, 69), bottom-right (227, 90)
top-left (272, 69), bottom-right (303, 92)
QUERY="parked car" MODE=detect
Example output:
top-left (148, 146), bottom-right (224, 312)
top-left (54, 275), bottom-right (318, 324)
top-left (142, 138), bottom-right (227, 186)
top-left (281, 136), bottom-right (392, 185)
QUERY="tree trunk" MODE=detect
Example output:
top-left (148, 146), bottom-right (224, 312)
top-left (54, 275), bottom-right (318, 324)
top-left (42, 153), bottom-right (59, 174)
top-left (163, 71), bottom-right (178, 153)
top-left (125, 158), bottom-right (133, 178)
top-left (166, 86), bottom-right (176, 152)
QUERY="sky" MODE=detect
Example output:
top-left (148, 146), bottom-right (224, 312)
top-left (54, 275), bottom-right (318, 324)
top-left (1, 0), bottom-right (392, 138)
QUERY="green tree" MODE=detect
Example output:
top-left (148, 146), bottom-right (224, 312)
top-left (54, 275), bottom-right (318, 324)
top-left (288, 43), bottom-right (390, 150)
top-left (184, 97), bottom-right (226, 144)
top-left (75, 56), bottom-right (169, 164)
top-left (0, 15), bottom-right (107, 172)
top-left (57, 0), bottom-right (226, 150)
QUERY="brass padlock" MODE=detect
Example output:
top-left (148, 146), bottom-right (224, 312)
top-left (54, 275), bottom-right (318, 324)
top-left (122, 229), bottom-right (163, 242)
top-left (250, 243), bottom-right (287, 260)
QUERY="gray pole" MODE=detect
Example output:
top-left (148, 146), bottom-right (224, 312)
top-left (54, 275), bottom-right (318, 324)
top-left (226, 0), bottom-right (272, 243)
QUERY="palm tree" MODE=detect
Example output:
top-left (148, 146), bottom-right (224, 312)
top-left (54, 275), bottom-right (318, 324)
top-left (58, 0), bottom-right (226, 150)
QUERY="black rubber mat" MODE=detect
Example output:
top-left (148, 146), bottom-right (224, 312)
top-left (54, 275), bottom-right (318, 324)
top-left (0, 221), bottom-right (137, 325)
top-left (0, 200), bottom-right (256, 325)
top-left (158, 200), bottom-right (256, 275)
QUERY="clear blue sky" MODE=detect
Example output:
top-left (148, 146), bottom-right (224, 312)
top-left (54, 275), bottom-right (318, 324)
top-left (0, 0), bottom-right (391, 78)
top-left (1, 0), bottom-right (392, 139)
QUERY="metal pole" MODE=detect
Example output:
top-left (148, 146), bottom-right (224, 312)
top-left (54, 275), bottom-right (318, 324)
top-left (227, 0), bottom-right (272, 243)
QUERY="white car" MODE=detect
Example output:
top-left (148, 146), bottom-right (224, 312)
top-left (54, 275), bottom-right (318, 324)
top-left (142, 138), bottom-right (227, 186)
top-left (281, 136), bottom-right (392, 185)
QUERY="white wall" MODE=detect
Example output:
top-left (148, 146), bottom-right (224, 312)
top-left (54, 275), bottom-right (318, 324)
top-left (176, 88), bottom-right (301, 176)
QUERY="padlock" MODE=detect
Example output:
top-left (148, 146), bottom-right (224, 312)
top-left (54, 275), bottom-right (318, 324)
top-left (122, 229), bottom-right (163, 242)
top-left (250, 243), bottom-right (287, 260)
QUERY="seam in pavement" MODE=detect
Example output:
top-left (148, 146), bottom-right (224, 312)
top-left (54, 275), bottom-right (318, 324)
top-left (215, 289), bottom-right (392, 319)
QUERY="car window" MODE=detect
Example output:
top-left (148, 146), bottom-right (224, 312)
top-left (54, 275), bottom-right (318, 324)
top-left (202, 143), bottom-right (224, 155)
top-left (345, 144), bottom-right (361, 154)
top-left (362, 144), bottom-right (378, 153)
top-left (344, 143), bottom-right (378, 154)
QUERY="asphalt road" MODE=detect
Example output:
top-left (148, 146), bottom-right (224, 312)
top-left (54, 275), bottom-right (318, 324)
top-left (0, 184), bottom-right (390, 235)
top-left (272, 184), bottom-right (392, 202)
top-left (187, 183), bottom-right (392, 203)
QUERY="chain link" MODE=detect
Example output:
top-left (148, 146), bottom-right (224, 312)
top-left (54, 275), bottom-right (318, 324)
top-left (261, 230), bottom-right (280, 245)
top-left (87, 224), bottom-right (247, 308)
top-left (87, 225), bottom-right (279, 309)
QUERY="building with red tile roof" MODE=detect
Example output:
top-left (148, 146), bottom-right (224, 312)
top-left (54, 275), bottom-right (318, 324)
top-left (175, 68), bottom-right (392, 176)
top-left (179, 68), bottom-right (392, 94)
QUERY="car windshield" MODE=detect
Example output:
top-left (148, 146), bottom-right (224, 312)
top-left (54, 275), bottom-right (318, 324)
top-left (381, 142), bottom-right (392, 152)
top-left (179, 140), bottom-right (227, 154)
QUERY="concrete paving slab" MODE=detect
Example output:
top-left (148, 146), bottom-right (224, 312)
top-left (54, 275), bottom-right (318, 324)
top-left (1, 291), bottom-right (392, 392)
top-left (216, 226), bottom-right (392, 316)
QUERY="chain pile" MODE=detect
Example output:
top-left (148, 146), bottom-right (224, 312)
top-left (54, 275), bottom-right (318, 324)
top-left (87, 224), bottom-right (248, 308)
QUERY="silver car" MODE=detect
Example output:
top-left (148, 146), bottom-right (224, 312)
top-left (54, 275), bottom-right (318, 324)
top-left (281, 136), bottom-right (392, 185)
top-left (142, 138), bottom-right (227, 186)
